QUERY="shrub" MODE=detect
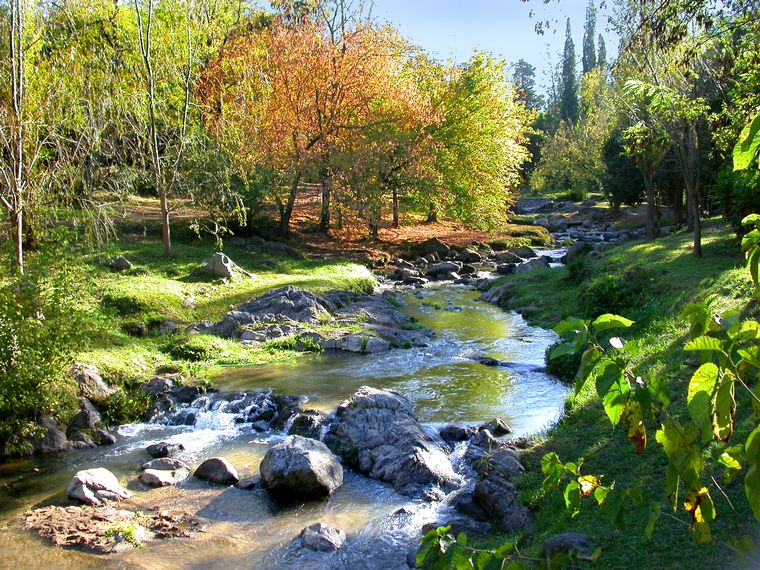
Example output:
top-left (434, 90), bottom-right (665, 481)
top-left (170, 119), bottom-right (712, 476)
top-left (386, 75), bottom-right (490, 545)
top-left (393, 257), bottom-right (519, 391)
top-left (101, 389), bottom-right (153, 425)
top-left (579, 267), bottom-right (653, 319)
top-left (715, 164), bottom-right (760, 235)
top-left (545, 341), bottom-right (583, 382)
top-left (0, 264), bottom-right (86, 453)
top-left (159, 334), bottom-right (224, 362)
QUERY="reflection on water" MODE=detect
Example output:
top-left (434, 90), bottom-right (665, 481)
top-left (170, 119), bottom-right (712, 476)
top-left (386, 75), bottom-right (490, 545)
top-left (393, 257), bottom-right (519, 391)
top-left (0, 283), bottom-right (568, 569)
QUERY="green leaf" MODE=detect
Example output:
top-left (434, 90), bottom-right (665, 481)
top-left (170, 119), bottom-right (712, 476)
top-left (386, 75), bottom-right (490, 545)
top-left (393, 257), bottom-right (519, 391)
top-left (718, 446), bottom-right (744, 484)
top-left (564, 479), bottom-right (581, 517)
top-left (733, 112), bottom-right (760, 171)
top-left (592, 313), bottom-right (634, 333)
top-left (601, 375), bottom-right (630, 427)
top-left (493, 541), bottom-right (515, 558)
top-left (594, 485), bottom-right (610, 506)
top-left (549, 341), bottom-right (577, 360)
top-left (713, 372), bottom-right (735, 442)
top-left (575, 346), bottom-right (602, 392)
top-left (641, 502), bottom-right (661, 540)
top-left (728, 320), bottom-right (760, 341)
top-left (554, 317), bottom-right (589, 338)
top-left (743, 214), bottom-right (760, 226)
top-left (687, 363), bottom-right (718, 443)
top-left (684, 336), bottom-right (724, 354)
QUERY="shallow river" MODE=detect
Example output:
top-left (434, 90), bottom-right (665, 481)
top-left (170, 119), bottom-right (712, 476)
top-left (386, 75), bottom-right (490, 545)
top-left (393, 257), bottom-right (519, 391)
top-left (0, 283), bottom-right (568, 569)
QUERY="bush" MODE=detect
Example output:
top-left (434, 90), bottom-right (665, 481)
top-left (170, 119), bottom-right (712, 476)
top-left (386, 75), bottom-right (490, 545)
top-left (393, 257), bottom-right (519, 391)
top-left (579, 267), bottom-right (653, 319)
top-left (715, 164), bottom-right (760, 235)
top-left (159, 334), bottom-right (224, 362)
top-left (101, 389), bottom-right (153, 425)
top-left (545, 341), bottom-right (582, 383)
top-left (0, 264), bottom-right (87, 453)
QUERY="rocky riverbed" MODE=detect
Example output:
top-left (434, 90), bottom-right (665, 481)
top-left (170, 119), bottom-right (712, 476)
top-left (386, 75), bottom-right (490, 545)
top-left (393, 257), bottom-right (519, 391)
top-left (1, 276), bottom-right (569, 569)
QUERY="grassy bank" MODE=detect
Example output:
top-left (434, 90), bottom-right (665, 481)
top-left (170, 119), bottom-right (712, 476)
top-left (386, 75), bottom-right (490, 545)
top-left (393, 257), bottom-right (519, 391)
top-left (78, 238), bottom-right (375, 384)
top-left (479, 220), bottom-right (758, 568)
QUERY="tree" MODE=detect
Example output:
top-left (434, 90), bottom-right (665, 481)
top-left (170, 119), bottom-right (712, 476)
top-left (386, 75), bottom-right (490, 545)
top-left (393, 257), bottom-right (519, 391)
top-left (598, 34), bottom-right (607, 70)
top-left (560, 18), bottom-right (579, 124)
top-left (512, 59), bottom-right (544, 111)
top-left (582, 0), bottom-right (597, 74)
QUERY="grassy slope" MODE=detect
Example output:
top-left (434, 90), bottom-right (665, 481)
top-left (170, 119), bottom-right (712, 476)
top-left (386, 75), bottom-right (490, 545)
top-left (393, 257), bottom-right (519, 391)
top-left (479, 221), bottom-right (759, 568)
top-left (71, 236), bottom-right (375, 387)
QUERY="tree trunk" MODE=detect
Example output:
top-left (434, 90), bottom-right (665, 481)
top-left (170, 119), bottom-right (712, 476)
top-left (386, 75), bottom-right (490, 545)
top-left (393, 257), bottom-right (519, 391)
top-left (10, 0), bottom-right (25, 274)
top-left (392, 187), bottom-right (399, 228)
top-left (645, 170), bottom-right (658, 241)
top-left (426, 202), bottom-right (438, 223)
top-left (159, 188), bottom-right (171, 256)
top-left (686, 183), bottom-right (701, 257)
top-left (280, 173), bottom-right (301, 237)
top-left (319, 168), bottom-right (331, 233)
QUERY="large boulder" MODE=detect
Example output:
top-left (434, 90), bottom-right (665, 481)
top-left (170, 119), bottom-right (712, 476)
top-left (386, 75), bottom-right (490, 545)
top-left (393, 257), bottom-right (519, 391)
top-left (426, 261), bottom-right (462, 277)
top-left (202, 252), bottom-right (251, 280)
top-left (541, 532), bottom-right (595, 559)
top-left (493, 251), bottom-right (523, 264)
top-left (110, 255), bottom-right (133, 272)
top-left (70, 398), bottom-right (101, 429)
top-left (67, 468), bottom-right (131, 505)
top-left (260, 435), bottom-right (343, 499)
top-left (325, 387), bottom-right (460, 497)
top-left (472, 475), bottom-right (530, 531)
top-left (514, 256), bottom-right (551, 274)
top-left (30, 416), bottom-right (69, 454)
top-left (509, 246), bottom-right (538, 259)
top-left (298, 523), bottom-right (347, 552)
top-left (140, 466), bottom-right (190, 487)
top-left (194, 457), bottom-right (239, 485)
top-left (238, 286), bottom-right (332, 325)
top-left (417, 238), bottom-right (451, 258)
top-left (146, 441), bottom-right (185, 458)
top-left (455, 248), bottom-right (482, 264)
top-left (70, 364), bottom-right (115, 403)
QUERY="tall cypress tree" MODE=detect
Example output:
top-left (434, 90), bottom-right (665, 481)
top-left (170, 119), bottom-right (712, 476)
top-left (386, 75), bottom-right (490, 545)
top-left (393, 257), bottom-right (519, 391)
top-left (582, 0), bottom-right (597, 73)
top-left (598, 34), bottom-right (607, 70)
top-left (560, 18), bottom-right (579, 123)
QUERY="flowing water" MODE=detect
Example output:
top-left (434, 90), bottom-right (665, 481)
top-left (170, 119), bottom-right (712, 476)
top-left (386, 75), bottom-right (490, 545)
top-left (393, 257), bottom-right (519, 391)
top-left (0, 283), bottom-right (568, 569)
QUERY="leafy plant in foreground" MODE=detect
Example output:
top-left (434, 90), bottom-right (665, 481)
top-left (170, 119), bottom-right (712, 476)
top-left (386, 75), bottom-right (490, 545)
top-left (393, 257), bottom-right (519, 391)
top-left (542, 219), bottom-right (760, 549)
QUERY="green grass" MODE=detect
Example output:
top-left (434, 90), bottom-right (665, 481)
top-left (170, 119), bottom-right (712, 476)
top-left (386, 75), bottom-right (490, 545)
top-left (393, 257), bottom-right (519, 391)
top-left (476, 220), bottom-right (759, 568)
top-left (54, 236), bottom-right (375, 389)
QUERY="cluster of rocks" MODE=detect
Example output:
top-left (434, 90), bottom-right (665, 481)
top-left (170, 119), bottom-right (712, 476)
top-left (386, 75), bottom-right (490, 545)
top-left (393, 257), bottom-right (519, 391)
top-left (516, 197), bottom-right (673, 244)
top-left (188, 286), bottom-right (433, 354)
top-left (384, 238), bottom-right (557, 287)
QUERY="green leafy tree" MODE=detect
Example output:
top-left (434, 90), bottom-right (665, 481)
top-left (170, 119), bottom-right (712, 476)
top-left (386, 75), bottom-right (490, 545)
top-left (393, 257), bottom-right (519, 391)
top-left (560, 18), bottom-right (579, 124)
top-left (582, 0), bottom-right (597, 74)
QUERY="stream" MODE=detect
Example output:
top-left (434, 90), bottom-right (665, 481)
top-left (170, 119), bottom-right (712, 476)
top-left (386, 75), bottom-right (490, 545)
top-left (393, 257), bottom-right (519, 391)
top-left (0, 283), bottom-right (568, 569)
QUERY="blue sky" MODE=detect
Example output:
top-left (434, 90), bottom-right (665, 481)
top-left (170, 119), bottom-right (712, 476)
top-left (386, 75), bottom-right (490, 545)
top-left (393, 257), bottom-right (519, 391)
top-left (370, 0), bottom-right (618, 93)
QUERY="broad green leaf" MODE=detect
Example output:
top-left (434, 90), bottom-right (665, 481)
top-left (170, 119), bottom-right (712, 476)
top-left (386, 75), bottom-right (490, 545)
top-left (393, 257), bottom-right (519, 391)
top-left (641, 502), bottom-right (661, 540)
top-left (475, 551), bottom-right (495, 569)
top-left (564, 479), bottom-right (581, 517)
top-left (592, 313), bottom-right (634, 333)
top-left (493, 541), bottom-right (515, 558)
top-left (595, 359), bottom-right (621, 399)
top-left (748, 247), bottom-right (760, 287)
top-left (601, 375), bottom-right (630, 427)
top-left (549, 341), bottom-right (577, 360)
top-left (684, 336), bottom-right (724, 354)
top-left (575, 346), bottom-right (602, 391)
top-left (687, 363), bottom-right (718, 442)
top-left (718, 447), bottom-right (744, 484)
top-left (743, 214), bottom-right (760, 226)
top-left (713, 372), bottom-right (735, 442)
top-left (594, 485), bottom-right (609, 506)
top-left (553, 317), bottom-right (588, 337)
top-left (729, 320), bottom-right (760, 341)
top-left (746, 463), bottom-right (760, 521)
top-left (733, 112), bottom-right (760, 171)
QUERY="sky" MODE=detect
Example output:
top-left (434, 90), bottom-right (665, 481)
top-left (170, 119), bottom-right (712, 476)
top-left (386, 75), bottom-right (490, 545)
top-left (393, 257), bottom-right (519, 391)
top-left (370, 0), bottom-right (618, 94)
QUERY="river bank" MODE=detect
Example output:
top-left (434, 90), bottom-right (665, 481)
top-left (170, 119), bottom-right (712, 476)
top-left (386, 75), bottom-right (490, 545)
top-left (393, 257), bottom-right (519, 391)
top-left (472, 220), bottom-right (758, 569)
